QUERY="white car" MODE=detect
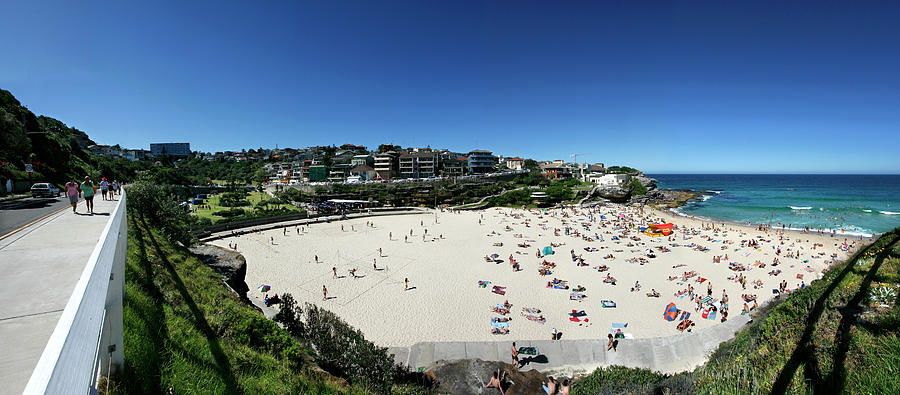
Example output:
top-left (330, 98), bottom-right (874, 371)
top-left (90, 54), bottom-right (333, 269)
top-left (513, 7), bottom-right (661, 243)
top-left (30, 183), bottom-right (61, 197)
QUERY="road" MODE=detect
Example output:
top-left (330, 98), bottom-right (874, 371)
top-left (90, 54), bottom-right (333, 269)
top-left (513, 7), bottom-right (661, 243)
top-left (0, 196), bottom-right (74, 237)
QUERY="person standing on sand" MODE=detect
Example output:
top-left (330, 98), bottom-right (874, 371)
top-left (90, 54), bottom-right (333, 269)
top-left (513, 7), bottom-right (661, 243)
top-left (332, 267), bottom-right (337, 278)
top-left (404, 278), bottom-right (409, 290)
top-left (65, 178), bottom-right (79, 213)
top-left (315, 255), bottom-right (319, 263)
top-left (322, 285), bottom-right (328, 300)
top-left (510, 342), bottom-right (519, 369)
top-left (80, 176), bottom-right (96, 214)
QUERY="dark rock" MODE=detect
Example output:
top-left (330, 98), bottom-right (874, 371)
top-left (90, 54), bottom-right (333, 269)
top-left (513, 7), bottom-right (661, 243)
top-left (427, 359), bottom-right (552, 395)
top-left (595, 186), bottom-right (631, 203)
top-left (190, 244), bottom-right (250, 299)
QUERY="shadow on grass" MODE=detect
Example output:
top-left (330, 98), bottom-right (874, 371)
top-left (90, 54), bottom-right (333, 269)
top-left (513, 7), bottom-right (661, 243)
top-left (140, 216), bottom-right (243, 395)
top-left (123, 211), bottom-right (167, 394)
top-left (823, 244), bottom-right (894, 392)
top-left (770, 235), bottom-right (896, 394)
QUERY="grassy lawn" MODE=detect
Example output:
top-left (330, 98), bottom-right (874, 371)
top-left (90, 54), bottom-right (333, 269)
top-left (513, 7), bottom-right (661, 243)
top-left (192, 191), bottom-right (302, 223)
top-left (113, 209), bottom-right (354, 394)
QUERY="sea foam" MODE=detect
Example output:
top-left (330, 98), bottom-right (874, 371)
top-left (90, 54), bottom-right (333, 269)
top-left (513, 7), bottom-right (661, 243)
top-left (881, 211), bottom-right (900, 215)
top-left (790, 206), bottom-right (812, 210)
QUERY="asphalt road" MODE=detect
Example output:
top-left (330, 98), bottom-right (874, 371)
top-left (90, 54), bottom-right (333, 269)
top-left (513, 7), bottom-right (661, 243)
top-left (0, 196), bottom-right (74, 237)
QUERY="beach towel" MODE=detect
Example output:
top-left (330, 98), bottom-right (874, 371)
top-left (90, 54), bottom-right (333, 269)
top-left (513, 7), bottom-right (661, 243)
top-left (702, 309), bottom-right (710, 319)
top-left (492, 321), bottom-right (510, 328)
top-left (602, 300), bottom-right (617, 308)
top-left (569, 317), bottom-right (588, 322)
top-left (518, 347), bottom-right (539, 356)
top-left (569, 310), bottom-right (587, 317)
top-left (796, 274), bottom-right (803, 279)
top-left (699, 277), bottom-right (707, 283)
top-left (492, 288), bottom-right (506, 295)
top-left (707, 311), bottom-right (717, 320)
top-left (701, 297), bottom-right (712, 304)
top-left (611, 322), bottom-right (628, 328)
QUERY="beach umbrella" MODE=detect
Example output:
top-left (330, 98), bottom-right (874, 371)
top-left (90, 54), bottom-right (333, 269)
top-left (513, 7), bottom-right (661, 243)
top-left (664, 303), bottom-right (679, 321)
top-left (258, 284), bottom-right (271, 292)
top-left (542, 246), bottom-right (555, 255)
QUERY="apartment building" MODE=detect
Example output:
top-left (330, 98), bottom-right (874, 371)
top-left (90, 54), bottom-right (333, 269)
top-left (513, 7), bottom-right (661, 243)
top-left (399, 151), bottom-right (438, 179)
top-left (374, 151), bottom-right (399, 180)
top-left (467, 150), bottom-right (495, 174)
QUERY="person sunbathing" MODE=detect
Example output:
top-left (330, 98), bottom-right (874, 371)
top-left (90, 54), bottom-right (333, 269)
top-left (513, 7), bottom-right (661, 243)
top-left (573, 285), bottom-right (586, 292)
top-left (492, 306), bottom-right (510, 315)
top-left (603, 274), bottom-right (617, 285)
top-left (491, 327), bottom-right (509, 335)
top-left (503, 300), bottom-right (512, 309)
top-left (492, 316), bottom-right (512, 322)
top-left (523, 307), bottom-right (542, 314)
top-left (677, 320), bottom-right (695, 332)
top-left (647, 289), bottom-right (660, 297)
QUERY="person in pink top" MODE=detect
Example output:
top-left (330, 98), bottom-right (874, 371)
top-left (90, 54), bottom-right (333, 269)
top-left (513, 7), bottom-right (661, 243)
top-left (64, 178), bottom-right (80, 213)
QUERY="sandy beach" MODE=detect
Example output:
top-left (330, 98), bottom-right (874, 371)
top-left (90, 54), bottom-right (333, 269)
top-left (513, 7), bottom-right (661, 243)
top-left (210, 203), bottom-right (860, 347)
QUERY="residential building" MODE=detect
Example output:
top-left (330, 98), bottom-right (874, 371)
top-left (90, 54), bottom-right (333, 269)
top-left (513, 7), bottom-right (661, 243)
top-left (399, 151), bottom-right (438, 179)
top-left (350, 154), bottom-right (374, 167)
top-left (308, 165), bottom-right (330, 182)
top-left (590, 173), bottom-right (629, 186)
top-left (328, 163), bottom-right (351, 182)
top-left (374, 151), bottom-right (399, 180)
top-left (349, 165), bottom-right (377, 182)
top-left (505, 157), bottom-right (526, 170)
top-left (150, 143), bottom-right (191, 157)
top-left (540, 161), bottom-right (572, 179)
top-left (467, 150), bottom-right (495, 174)
top-left (442, 156), bottom-right (468, 177)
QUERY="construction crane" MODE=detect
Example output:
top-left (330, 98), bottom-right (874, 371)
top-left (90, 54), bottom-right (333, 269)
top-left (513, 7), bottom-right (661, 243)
top-left (570, 152), bottom-right (591, 165)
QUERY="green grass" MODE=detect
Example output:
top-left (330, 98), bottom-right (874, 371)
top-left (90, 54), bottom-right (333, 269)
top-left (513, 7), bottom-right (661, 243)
top-left (113, 208), bottom-right (355, 394)
top-left (192, 191), bottom-right (302, 222)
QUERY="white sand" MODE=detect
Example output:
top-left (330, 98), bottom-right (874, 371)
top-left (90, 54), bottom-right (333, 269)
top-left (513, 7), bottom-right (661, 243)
top-left (210, 204), bottom-right (860, 347)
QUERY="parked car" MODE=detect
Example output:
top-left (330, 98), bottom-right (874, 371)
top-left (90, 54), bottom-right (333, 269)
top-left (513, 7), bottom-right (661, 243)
top-left (31, 183), bottom-right (61, 197)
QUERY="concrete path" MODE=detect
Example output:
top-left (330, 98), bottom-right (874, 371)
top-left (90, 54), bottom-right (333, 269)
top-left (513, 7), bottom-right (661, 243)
top-left (199, 208), bottom-right (430, 242)
top-left (0, 196), bottom-right (121, 395)
top-left (389, 314), bottom-right (750, 375)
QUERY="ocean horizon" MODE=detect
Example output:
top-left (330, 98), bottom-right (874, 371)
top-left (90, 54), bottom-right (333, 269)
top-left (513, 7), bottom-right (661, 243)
top-left (649, 174), bottom-right (900, 237)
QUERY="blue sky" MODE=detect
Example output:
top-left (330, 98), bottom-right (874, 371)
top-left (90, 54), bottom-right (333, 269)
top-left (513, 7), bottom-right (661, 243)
top-left (2, 1), bottom-right (899, 173)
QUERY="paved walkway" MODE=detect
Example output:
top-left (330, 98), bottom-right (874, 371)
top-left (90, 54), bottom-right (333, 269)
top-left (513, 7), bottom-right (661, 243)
top-left (0, 196), bottom-right (121, 395)
top-left (200, 208), bottom-right (430, 242)
top-left (389, 314), bottom-right (750, 375)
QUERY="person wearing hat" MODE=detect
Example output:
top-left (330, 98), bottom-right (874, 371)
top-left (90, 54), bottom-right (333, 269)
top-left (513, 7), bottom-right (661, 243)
top-left (80, 176), bottom-right (96, 214)
top-left (99, 177), bottom-right (109, 201)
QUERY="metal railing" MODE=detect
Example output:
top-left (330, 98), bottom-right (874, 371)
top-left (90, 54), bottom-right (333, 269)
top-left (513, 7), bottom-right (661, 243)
top-left (23, 192), bottom-right (127, 394)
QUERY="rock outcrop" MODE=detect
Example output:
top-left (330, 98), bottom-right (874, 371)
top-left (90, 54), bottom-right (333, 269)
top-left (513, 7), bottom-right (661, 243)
top-left (190, 244), bottom-right (250, 299)
top-left (426, 359), bottom-right (551, 394)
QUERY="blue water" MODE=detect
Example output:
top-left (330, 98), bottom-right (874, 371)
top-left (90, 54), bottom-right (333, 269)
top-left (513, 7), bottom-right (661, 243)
top-left (649, 174), bottom-right (900, 236)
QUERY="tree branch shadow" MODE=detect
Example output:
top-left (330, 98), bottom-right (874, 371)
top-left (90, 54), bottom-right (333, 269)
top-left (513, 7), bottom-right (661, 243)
top-left (141, 216), bottom-right (243, 395)
top-left (769, 241), bottom-right (887, 394)
top-left (822, 246), bottom-right (893, 392)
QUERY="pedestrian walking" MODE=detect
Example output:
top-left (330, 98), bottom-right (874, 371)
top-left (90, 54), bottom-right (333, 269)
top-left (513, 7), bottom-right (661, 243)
top-left (80, 176), bottom-right (96, 214)
top-left (404, 277), bottom-right (409, 290)
top-left (332, 267), bottom-right (337, 278)
top-left (322, 285), bottom-right (328, 300)
top-left (99, 178), bottom-right (109, 200)
top-left (64, 178), bottom-right (79, 213)
top-left (111, 180), bottom-right (119, 196)
top-left (510, 342), bottom-right (519, 369)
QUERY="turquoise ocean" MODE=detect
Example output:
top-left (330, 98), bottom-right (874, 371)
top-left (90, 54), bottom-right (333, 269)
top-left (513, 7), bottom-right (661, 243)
top-left (650, 174), bottom-right (900, 237)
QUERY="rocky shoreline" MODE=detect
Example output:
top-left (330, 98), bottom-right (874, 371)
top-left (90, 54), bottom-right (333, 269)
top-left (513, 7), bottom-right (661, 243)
top-left (587, 174), bottom-right (703, 208)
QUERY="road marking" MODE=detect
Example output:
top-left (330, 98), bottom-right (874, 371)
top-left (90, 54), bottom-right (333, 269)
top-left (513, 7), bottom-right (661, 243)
top-left (0, 200), bottom-right (76, 241)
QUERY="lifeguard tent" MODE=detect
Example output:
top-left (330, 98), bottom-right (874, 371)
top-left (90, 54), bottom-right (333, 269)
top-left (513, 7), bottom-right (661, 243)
top-left (643, 223), bottom-right (674, 237)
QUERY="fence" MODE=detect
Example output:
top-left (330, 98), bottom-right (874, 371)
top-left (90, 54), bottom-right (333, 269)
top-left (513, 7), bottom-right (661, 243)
top-left (23, 192), bottom-right (127, 394)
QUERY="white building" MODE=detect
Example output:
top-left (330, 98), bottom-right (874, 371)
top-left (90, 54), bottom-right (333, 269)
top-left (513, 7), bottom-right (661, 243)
top-left (589, 173), bottom-right (629, 186)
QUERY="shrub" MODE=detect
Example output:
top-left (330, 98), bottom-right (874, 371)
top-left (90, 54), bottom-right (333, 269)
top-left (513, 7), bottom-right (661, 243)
top-left (212, 208), bottom-right (247, 217)
top-left (275, 294), bottom-right (413, 391)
